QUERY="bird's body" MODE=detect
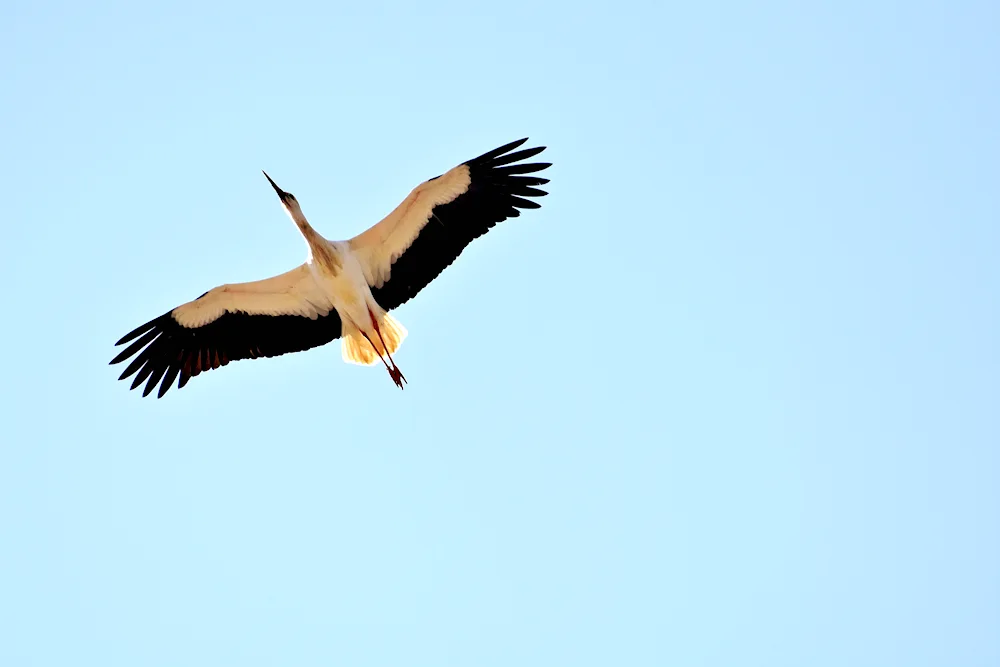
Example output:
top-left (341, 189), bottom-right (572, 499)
top-left (320, 242), bottom-right (368, 318)
top-left (111, 138), bottom-right (551, 397)
top-left (306, 238), bottom-right (408, 371)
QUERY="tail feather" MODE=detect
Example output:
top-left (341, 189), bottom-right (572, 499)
top-left (341, 309), bottom-right (407, 366)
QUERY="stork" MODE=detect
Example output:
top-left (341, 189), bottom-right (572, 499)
top-left (110, 138), bottom-right (551, 397)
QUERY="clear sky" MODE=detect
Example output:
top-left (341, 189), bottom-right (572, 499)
top-left (1, 1), bottom-right (998, 665)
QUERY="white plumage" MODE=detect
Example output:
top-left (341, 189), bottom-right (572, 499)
top-left (110, 138), bottom-right (551, 397)
top-left (171, 265), bottom-right (335, 327)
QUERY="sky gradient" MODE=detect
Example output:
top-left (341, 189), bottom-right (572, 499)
top-left (1, 1), bottom-right (998, 665)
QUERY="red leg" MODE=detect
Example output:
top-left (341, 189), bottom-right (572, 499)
top-left (360, 328), bottom-right (405, 390)
top-left (369, 308), bottom-right (407, 387)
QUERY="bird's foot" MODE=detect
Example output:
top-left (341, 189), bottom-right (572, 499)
top-left (388, 366), bottom-right (407, 390)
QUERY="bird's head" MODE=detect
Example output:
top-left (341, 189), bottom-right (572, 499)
top-left (262, 170), bottom-right (302, 214)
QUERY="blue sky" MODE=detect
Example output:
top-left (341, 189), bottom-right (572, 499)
top-left (1, 0), bottom-right (998, 665)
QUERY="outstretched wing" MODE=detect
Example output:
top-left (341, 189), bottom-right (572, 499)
top-left (348, 138), bottom-right (551, 311)
top-left (110, 264), bottom-right (342, 398)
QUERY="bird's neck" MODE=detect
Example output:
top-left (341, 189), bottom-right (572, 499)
top-left (299, 221), bottom-right (325, 249)
top-left (293, 215), bottom-right (342, 274)
top-left (285, 204), bottom-right (341, 272)
top-left (287, 207), bottom-right (319, 243)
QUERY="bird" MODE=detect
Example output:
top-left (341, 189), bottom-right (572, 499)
top-left (109, 138), bottom-right (551, 398)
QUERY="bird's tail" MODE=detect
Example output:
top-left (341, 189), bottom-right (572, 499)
top-left (341, 309), bottom-right (407, 366)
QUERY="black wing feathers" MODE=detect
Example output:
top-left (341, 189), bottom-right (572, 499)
top-left (110, 305), bottom-right (343, 398)
top-left (369, 138), bottom-right (551, 311)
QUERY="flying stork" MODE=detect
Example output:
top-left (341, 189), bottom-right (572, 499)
top-left (110, 138), bottom-right (551, 397)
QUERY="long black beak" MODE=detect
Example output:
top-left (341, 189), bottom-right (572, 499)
top-left (262, 171), bottom-right (289, 200)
